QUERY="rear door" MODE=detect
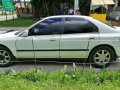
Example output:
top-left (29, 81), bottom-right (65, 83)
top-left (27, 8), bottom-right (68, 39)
top-left (60, 17), bottom-right (99, 58)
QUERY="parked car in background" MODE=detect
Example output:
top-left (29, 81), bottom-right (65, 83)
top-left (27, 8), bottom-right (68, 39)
top-left (2, 11), bottom-right (12, 15)
top-left (0, 15), bottom-right (120, 68)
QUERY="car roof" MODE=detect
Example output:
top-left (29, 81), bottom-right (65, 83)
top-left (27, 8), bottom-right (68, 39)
top-left (44, 15), bottom-right (92, 19)
top-left (43, 15), bottom-right (118, 33)
top-left (27, 15), bottom-right (118, 34)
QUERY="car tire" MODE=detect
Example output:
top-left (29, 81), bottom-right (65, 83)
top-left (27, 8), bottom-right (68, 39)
top-left (89, 46), bottom-right (115, 68)
top-left (0, 46), bottom-right (14, 67)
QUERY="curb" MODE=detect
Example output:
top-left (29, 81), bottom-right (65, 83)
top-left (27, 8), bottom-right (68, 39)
top-left (0, 27), bottom-right (28, 31)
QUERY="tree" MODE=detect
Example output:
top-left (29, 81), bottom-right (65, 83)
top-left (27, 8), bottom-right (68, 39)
top-left (30, 0), bottom-right (43, 18)
top-left (0, 0), bottom-right (2, 5)
top-left (31, 0), bottom-right (70, 17)
top-left (30, 0), bottom-right (91, 18)
top-left (24, 0), bottom-right (27, 14)
top-left (79, 0), bottom-right (91, 15)
top-left (0, 0), bottom-right (2, 10)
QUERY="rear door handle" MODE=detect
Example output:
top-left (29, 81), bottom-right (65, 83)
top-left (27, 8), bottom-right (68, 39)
top-left (50, 38), bottom-right (57, 41)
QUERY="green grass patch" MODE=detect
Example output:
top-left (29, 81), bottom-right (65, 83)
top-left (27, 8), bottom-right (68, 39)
top-left (0, 65), bottom-right (120, 90)
top-left (0, 17), bottom-right (38, 27)
top-left (0, 5), bottom-right (2, 9)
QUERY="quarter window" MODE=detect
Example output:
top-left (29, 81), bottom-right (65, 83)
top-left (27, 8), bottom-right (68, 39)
top-left (29, 18), bottom-right (62, 35)
top-left (63, 17), bottom-right (98, 34)
top-left (118, 1), bottom-right (120, 6)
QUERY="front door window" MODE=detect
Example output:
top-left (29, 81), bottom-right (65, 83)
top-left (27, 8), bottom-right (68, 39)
top-left (29, 18), bottom-right (62, 36)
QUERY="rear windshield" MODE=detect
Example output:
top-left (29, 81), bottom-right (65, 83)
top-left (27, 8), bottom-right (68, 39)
top-left (92, 18), bottom-right (115, 29)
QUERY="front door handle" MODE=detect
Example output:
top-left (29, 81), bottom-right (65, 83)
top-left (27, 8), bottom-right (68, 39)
top-left (50, 38), bottom-right (56, 41)
top-left (89, 38), bottom-right (95, 40)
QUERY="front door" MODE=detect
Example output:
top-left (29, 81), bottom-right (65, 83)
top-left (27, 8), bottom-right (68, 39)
top-left (29, 17), bottom-right (62, 58)
top-left (16, 17), bottom-right (62, 58)
top-left (16, 36), bottom-right (34, 58)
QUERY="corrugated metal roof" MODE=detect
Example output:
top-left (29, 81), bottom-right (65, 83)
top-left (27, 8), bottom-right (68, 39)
top-left (91, 0), bottom-right (115, 5)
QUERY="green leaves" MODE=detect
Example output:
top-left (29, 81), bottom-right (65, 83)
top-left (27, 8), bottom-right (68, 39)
top-left (0, 66), bottom-right (120, 90)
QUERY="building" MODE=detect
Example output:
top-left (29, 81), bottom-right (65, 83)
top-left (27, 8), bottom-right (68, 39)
top-left (14, 0), bottom-right (120, 20)
top-left (107, 0), bottom-right (120, 20)
top-left (15, 0), bottom-right (32, 17)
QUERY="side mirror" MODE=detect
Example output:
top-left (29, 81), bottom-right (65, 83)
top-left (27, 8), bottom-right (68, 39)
top-left (29, 28), bottom-right (39, 35)
top-left (33, 28), bottom-right (39, 34)
top-left (21, 31), bottom-right (28, 37)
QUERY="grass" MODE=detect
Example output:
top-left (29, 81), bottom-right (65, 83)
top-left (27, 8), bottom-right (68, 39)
top-left (0, 5), bottom-right (2, 9)
top-left (0, 64), bottom-right (120, 90)
top-left (0, 17), bottom-right (38, 27)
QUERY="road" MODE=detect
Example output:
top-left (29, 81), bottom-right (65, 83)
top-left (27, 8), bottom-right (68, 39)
top-left (0, 15), bottom-right (17, 21)
top-left (0, 30), bottom-right (120, 72)
top-left (0, 59), bottom-right (120, 72)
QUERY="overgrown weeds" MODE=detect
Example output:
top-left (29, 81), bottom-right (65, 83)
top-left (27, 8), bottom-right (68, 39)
top-left (0, 64), bottom-right (120, 90)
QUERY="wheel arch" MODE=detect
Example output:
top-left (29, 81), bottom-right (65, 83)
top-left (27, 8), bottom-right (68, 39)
top-left (88, 44), bottom-right (117, 60)
top-left (0, 44), bottom-right (15, 57)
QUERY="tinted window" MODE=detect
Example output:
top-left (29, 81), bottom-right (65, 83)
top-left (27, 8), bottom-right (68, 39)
top-left (29, 18), bottom-right (62, 35)
top-left (63, 17), bottom-right (98, 34)
top-left (118, 1), bottom-right (120, 6)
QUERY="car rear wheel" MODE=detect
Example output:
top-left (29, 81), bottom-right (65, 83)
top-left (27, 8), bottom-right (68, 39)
top-left (89, 46), bottom-right (115, 68)
top-left (0, 46), bottom-right (14, 67)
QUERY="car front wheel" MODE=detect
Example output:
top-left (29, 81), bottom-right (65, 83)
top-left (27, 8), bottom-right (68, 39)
top-left (0, 46), bottom-right (14, 67)
top-left (89, 46), bottom-right (115, 68)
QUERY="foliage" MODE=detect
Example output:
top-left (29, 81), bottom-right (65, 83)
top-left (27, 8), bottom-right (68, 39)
top-left (30, 0), bottom-right (63, 18)
top-left (0, 0), bottom-right (1, 5)
top-left (0, 5), bottom-right (2, 9)
top-left (79, 0), bottom-right (91, 15)
top-left (30, 0), bottom-right (90, 18)
top-left (0, 17), bottom-right (38, 27)
top-left (0, 64), bottom-right (120, 90)
top-left (0, 0), bottom-right (2, 9)
top-left (30, 0), bottom-right (43, 18)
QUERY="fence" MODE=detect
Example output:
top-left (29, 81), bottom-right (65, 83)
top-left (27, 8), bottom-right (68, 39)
top-left (109, 6), bottom-right (120, 11)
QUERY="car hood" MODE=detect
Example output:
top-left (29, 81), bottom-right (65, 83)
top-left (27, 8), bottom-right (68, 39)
top-left (0, 30), bottom-right (18, 39)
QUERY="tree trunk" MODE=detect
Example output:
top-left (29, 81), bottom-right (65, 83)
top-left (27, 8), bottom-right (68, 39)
top-left (20, 0), bottom-right (23, 13)
top-left (24, 0), bottom-right (27, 14)
top-left (53, 0), bottom-right (56, 15)
top-left (32, 7), bottom-right (35, 18)
top-left (45, 0), bottom-right (49, 16)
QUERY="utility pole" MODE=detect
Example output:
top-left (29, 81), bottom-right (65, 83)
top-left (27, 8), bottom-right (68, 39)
top-left (74, 0), bottom-right (79, 15)
top-left (114, 0), bottom-right (118, 12)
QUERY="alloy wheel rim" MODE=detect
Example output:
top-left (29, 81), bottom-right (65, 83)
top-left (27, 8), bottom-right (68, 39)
top-left (0, 50), bottom-right (10, 65)
top-left (94, 50), bottom-right (110, 65)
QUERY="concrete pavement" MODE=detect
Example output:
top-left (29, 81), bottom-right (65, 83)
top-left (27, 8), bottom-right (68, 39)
top-left (0, 59), bottom-right (120, 72)
top-left (0, 31), bottom-right (5, 34)
top-left (0, 15), bottom-right (17, 21)
top-left (0, 27), bottom-right (28, 31)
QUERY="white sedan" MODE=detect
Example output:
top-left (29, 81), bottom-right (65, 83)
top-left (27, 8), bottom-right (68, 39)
top-left (0, 15), bottom-right (120, 68)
